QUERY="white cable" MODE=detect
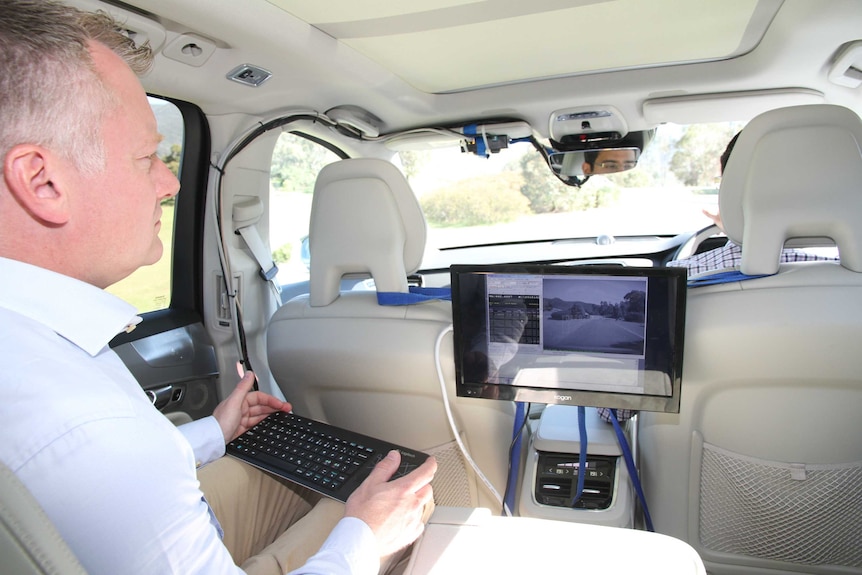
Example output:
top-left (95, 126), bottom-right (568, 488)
top-left (212, 112), bottom-right (332, 362)
top-left (480, 124), bottom-right (491, 158)
top-left (434, 324), bottom-right (511, 515)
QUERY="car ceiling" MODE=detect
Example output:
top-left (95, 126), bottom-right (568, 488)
top-left (71, 0), bottom-right (862, 139)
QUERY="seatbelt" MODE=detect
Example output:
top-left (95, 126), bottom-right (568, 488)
top-left (232, 196), bottom-right (282, 303)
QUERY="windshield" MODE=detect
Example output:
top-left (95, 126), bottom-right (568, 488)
top-left (401, 121), bottom-right (744, 253)
top-left (269, 121), bottom-right (744, 288)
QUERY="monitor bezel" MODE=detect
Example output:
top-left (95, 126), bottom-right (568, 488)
top-left (450, 263), bottom-right (687, 413)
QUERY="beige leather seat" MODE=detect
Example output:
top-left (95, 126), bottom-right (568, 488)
top-left (0, 461), bottom-right (87, 574)
top-left (640, 104), bottom-right (862, 574)
top-left (267, 158), bottom-right (515, 511)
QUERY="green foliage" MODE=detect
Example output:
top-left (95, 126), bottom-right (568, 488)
top-left (512, 152), bottom-right (623, 214)
top-left (516, 152), bottom-right (578, 213)
top-left (574, 178), bottom-right (620, 210)
top-left (399, 150), bottom-right (429, 183)
top-left (158, 144), bottom-right (181, 207)
top-left (161, 143), bottom-right (182, 177)
top-left (272, 243), bottom-right (292, 264)
top-left (421, 172), bottom-right (530, 226)
top-left (669, 123), bottom-right (743, 187)
top-left (606, 166), bottom-right (653, 188)
top-left (271, 133), bottom-right (339, 192)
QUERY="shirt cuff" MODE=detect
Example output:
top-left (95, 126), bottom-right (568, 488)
top-left (286, 517), bottom-right (380, 575)
top-left (178, 416), bottom-right (226, 467)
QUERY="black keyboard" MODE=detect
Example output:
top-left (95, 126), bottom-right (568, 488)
top-left (226, 411), bottom-right (430, 502)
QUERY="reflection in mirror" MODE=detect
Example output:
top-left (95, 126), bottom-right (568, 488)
top-left (550, 147), bottom-right (640, 177)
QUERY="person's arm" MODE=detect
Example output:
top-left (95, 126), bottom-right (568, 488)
top-left (20, 409), bottom-right (245, 574)
top-left (213, 368), bottom-right (292, 443)
top-left (286, 518), bottom-right (380, 575)
top-left (182, 367), bottom-right (290, 468)
top-left (179, 415), bottom-right (226, 467)
top-left (286, 450), bottom-right (436, 575)
top-left (344, 450), bottom-right (436, 559)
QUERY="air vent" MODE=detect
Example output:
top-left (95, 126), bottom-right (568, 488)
top-left (226, 64), bottom-right (272, 88)
top-left (535, 453), bottom-right (617, 510)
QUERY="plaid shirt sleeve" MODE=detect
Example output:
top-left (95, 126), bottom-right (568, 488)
top-left (669, 242), bottom-right (837, 276)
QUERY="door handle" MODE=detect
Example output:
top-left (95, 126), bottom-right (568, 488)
top-left (145, 385), bottom-right (173, 410)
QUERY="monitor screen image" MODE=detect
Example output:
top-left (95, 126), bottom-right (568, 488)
top-left (450, 264), bottom-right (687, 413)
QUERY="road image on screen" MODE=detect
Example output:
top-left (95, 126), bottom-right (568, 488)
top-left (542, 277), bottom-right (646, 356)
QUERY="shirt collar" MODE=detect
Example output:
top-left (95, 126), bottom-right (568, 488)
top-left (0, 257), bottom-right (141, 357)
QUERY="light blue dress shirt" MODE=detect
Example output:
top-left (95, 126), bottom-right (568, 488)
top-left (0, 257), bottom-right (377, 575)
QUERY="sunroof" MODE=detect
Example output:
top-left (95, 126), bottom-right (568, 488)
top-left (269, 0), bottom-right (779, 93)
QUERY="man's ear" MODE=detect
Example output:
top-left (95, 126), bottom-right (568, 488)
top-left (3, 144), bottom-right (70, 225)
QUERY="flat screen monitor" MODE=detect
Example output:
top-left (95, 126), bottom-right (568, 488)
top-left (450, 264), bottom-right (687, 413)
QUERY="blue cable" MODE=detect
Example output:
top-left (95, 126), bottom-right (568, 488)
top-left (608, 408), bottom-right (655, 532)
top-left (572, 405), bottom-right (587, 506)
top-left (505, 402), bottom-right (527, 513)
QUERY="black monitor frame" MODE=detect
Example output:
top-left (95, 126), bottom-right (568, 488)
top-left (450, 264), bottom-right (687, 413)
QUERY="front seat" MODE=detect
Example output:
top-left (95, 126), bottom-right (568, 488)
top-left (0, 460), bottom-right (87, 574)
top-left (639, 104), bottom-right (862, 575)
top-left (266, 158), bottom-right (515, 511)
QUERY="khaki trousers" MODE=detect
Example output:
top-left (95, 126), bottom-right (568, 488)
top-left (198, 457), bottom-right (428, 575)
top-left (198, 456), bottom-right (342, 575)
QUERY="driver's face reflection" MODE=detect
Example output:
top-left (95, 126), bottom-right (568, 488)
top-left (583, 149), bottom-right (638, 175)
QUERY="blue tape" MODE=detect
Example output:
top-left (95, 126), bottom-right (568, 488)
top-left (688, 270), bottom-right (773, 287)
top-left (376, 287), bottom-right (451, 306)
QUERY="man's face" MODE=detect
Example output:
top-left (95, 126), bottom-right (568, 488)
top-left (583, 149), bottom-right (639, 175)
top-left (68, 42), bottom-right (180, 288)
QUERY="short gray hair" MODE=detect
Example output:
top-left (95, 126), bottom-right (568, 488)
top-left (0, 0), bottom-right (154, 175)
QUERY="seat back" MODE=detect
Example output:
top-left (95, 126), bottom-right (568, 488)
top-left (0, 461), bottom-right (87, 575)
top-left (640, 104), bottom-right (862, 574)
top-left (267, 158), bottom-right (514, 510)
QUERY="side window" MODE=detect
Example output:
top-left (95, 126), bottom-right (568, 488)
top-left (269, 132), bottom-right (341, 288)
top-left (106, 97), bottom-right (183, 313)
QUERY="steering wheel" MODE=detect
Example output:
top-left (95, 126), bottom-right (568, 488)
top-left (672, 224), bottom-right (723, 261)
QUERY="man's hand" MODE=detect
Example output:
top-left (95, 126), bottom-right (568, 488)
top-left (212, 368), bottom-right (292, 443)
top-left (345, 450), bottom-right (437, 558)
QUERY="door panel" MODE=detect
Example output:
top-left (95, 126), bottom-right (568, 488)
top-left (113, 323), bottom-right (219, 422)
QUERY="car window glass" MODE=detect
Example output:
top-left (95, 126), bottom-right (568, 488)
top-left (269, 132), bottom-right (341, 287)
top-left (105, 97), bottom-right (183, 313)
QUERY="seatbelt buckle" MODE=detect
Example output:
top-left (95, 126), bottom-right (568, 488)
top-left (259, 264), bottom-right (279, 281)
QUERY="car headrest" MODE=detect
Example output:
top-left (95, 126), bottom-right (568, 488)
top-left (719, 104), bottom-right (862, 275)
top-left (308, 158), bottom-right (427, 307)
